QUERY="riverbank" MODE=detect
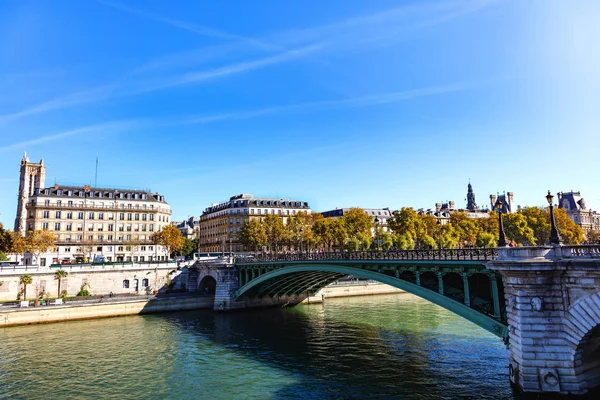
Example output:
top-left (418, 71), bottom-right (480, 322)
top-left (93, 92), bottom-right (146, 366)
top-left (0, 282), bottom-right (403, 328)
top-left (303, 281), bottom-right (404, 303)
top-left (0, 295), bottom-right (213, 327)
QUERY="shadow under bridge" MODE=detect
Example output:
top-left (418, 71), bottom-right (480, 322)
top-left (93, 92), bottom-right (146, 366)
top-left (235, 255), bottom-right (507, 340)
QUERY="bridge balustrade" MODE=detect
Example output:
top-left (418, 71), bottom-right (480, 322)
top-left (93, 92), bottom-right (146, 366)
top-left (235, 248), bottom-right (498, 264)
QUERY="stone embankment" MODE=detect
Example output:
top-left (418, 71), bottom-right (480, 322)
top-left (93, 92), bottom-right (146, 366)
top-left (0, 295), bottom-right (213, 327)
top-left (303, 281), bottom-right (404, 303)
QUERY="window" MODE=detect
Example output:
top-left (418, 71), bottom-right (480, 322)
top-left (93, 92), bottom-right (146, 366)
top-left (118, 246), bottom-right (124, 251)
top-left (54, 222), bottom-right (60, 230)
top-left (135, 214), bottom-right (139, 220)
top-left (65, 236), bottom-right (71, 242)
top-left (65, 247), bottom-right (71, 252)
top-left (76, 235), bottom-right (82, 241)
top-left (78, 212), bottom-right (84, 219)
top-left (257, 209), bottom-right (261, 215)
top-left (126, 224), bottom-right (132, 231)
top-left (42, 222), bottom-right (49, 229)
top-left (120, 213), bottom-right (125, 220)
top-left (141, 246), bottom-right (146, 251)
top-left (123, 280), bottom-right (130, 289)
top-left (142, 224), bottom-right (146, 231)
top-left (97, 246), bottom-right (102, 251)
top-left (108, 213), bottom-right (114, 220)
top-left (67, 212), bottom-right (73, 219)
top-left (149, 224), bottom-right (154, 231)
top-left (107, 246), bottom-right (112, 251)
top-left (251, 209), bottom-right (255, 215)
top-left (126, 235), bottom-right (131, 241)
top-left (88, 235), bottom-right (93, 241)
top-left (150, 214), bottom-right (154, 221)
top-left (57, 200), bottom-right (62, 206)
top-left (127, 213), bottom-right (132, 221)
top-left (118, 224), bottom-right (124, 231)
top-left (43, 211), bottom-right (49, 218)
top-left (149, 246), bottom-right (153, 251)
top-left (107, 235), bottom-right (113, 241)
top-left (229, 218), bottom-right (233, 224)
top-left (99, 213), bottom-right (104, 220)
top-left (236, 218), bottom-right (240, 223)
top-left (40, 258), bottom-right (46, 266)
top-left (45, 199), bottom-right (50, 206)
top-left (134, 224), bottom-right (139, 231)
top-left (77, 223), bottom-right (83, 231)
top-left (89, 212), bottom-right (94, 220)
top-left (142, 278), bottom-right (149, 287)
top-left (66, 223), bottom-right (72, 231)
top-left (142, 214), bottom-right (147, 221)
top-left (88, 224), bottom-right (94, 231)
top-left (56, 211), bottom-right (61, 218)
top-left (108, 224), bottom-right (114, 231)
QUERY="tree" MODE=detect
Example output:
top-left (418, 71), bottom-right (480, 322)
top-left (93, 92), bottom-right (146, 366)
top-left (0, 222), bottom-right (12, 253)
top-left (54, 269), bottom-right (68, 298)
top-left (393, 233), bottom-right (415, 250)
top-left (388, 208), bottom-right (437, 249)
top-left (27, 230), bottom-right (56, 264)
top-left (180, 238), bottom-right (198, 258)
top-left (504, 213), bottom-right (537, 246)
top-left (19, 274), bottom-right (32, 300)
top-left (553, 208), bottom-right (585, 245)
top-left (0, 252), bottom-right (9, 261)
top-left (263, 214), bottom-right (286, 253)
top-left (476, 232), bottom-right (497, 248)
top-left (520, 207), bottom-right (585, 245)
top-left (341, 208), bottom-right (373, 239)
top-left (239, 219), bottom-right (267, 252)
top-left (151, 224), bottom-right (184, 258)
top-left (587, 230), bottom-right (600, 244)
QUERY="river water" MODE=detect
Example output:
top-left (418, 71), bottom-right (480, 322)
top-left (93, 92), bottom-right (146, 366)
top-left (0, 293), bottom-right (516, 399)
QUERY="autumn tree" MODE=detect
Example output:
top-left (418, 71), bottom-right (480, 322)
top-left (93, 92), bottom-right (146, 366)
top-left (263, 214), bottom-right (286, 253)
top-left (0, 223), bottom-right (12, 253)
top-left (239, 219), bottom-right (267, 252)
top-left (341, 208), bottom-right (373, 239)
top-left (503, 213), bottom-right (537, 246)
top-left (587, 230), bottom-right (600, 244)
top-left (388, 208), bottom-right (436, 249)
top-left (151, 224), bottom-right (184, 258)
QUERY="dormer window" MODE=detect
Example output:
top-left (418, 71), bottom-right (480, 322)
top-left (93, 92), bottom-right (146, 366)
top-left (44, 189), bottom-right (50, 195)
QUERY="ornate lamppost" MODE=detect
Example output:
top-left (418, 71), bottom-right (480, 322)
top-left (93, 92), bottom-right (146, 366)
top-left (496, 198), bottom-right (508, 247)
top-left (299, 227), bottom-right (303, 256)
top-left (374, 217), bottom-right (380, 251)
top-left (546, 190), bottom-right (563, 245)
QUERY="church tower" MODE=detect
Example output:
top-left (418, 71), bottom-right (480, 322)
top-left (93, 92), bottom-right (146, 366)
top-left (14, 152), bottom-right (46, 234)
top-left (466, 182), bottom-right (477, 211)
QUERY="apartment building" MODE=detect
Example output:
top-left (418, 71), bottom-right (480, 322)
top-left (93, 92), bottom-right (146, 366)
top-left (14, 153), bottom-right (171, 265)
top-left (198, 194), bottom-right (311, 253)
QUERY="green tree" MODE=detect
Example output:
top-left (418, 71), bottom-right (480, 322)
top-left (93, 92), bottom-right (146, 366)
top-left (0, 222), bottom-right (12, 253)
top-left (0, 252), bottom-right (9, 261)
top-left (389, 208), bottom-right (437, 249)
top-left (520, 207), bottom-right (584, 245)
top-left (180, 238), bottom-right (199, 258)
top-left (151, 225), bottom-right (184, 258)
top-left (341, 208), bottom-right (373, 239)
top-left (264, 214), bottom-right (286, 253)
top-left (239, 219), bottom-right (267, 252)
top-left (19, 274), bottom-right (32, 300)
top-left (553, 208), bottom-right (585, 245)
top-left (313, 218), bottom-right (347, 251)
top-left (504, 213), bottom-right (537, 246)
top-left (393, 233), bottom-right (415, 250)
top-left (476, 232), bottom-right (497, 248)
top-left (54, 269), bottom-right (68, 298)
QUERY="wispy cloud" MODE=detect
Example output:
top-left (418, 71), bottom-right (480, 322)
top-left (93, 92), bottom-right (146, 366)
top-left (0, 44), bottom-right (322, 126)
top-left (96, 0), bottom-right (276, 50)
top-left (0, 121), bottom-right (139, 152)
top-left (181, 83), bottom-right (470, 124)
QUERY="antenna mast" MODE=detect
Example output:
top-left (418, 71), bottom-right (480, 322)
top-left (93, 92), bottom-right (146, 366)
top-left (94, 153), bottom-right (98, 187)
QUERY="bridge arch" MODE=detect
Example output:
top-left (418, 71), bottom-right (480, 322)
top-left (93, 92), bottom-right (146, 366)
top-left (197, 270), bottom-right (218, 293)
top-left (236, 263), bottom-right (507, 339)
top-left (565, 292), bottom-right (600, 393)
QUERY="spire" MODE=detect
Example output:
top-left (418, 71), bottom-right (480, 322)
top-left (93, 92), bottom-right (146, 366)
top-left (467, 181), bottom-right (477, 211)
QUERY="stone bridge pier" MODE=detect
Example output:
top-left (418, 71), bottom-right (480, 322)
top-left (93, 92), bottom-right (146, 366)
top-left (488, 246), bottom-right (600, 396)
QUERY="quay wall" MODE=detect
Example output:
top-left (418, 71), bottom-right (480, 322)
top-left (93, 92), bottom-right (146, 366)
top-left (0, 296), bottom-right (213, 328)
top-left (302, 282), bottom-right (404, 303)
top-left (0, 263), bottom-right (184, 301)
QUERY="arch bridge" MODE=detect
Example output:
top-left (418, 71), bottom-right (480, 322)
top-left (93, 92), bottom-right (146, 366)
top-left (234, 248), bottom-right (507, 339)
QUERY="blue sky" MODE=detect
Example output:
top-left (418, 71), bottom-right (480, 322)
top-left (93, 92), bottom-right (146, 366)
top-left (1, 0), bottom-right (599, 227)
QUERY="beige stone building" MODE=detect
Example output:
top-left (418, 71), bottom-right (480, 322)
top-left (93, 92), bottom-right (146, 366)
top-left (558, 191), bottom-right (600, 234)
top-left (14, 153), bottom-right (171, 265)
top-left (198, 194), bottom-right (311, 253)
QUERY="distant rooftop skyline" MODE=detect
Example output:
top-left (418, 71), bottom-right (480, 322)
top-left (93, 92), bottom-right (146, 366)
top-left (1, 0), bottom-right (599, 227)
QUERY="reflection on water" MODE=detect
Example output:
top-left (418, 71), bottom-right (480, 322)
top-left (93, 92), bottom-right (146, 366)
top-left (0, 293), bottom-right (515, 399)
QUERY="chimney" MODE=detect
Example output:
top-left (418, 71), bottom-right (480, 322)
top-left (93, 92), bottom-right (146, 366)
top-left (507, 192), bottom-right (514, 211)
top-left (54, 183), bottom-right (59, 189)
top-left (435, 203), bottom-right (441, 211)
top-left (449, 201), bottom-right (455, 209)
top-left (490, 194), bottom-right (497, 210)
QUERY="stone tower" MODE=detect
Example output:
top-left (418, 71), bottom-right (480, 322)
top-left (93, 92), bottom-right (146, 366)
top-left (14, 152), bottom-right (46, 233)
top-left (466, 182), bottom-right (477, 211)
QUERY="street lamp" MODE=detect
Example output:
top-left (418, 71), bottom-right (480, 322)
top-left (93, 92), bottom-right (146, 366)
top-left (496, 198), bottom-right (508, 247)
top-left (546, 190), bottom-right (563, 245)
top-left (374, 217), bottom-right (380, 251)
top-left (299, 227), bottom-right (303, 255)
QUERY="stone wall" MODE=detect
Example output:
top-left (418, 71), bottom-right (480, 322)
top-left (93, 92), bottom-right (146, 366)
top-left (488, 246), bottom-right (600, 395)
top-left (0, 263), bottom-right (183, 301)
top-left (302, 282), bottom-right (404, 303)
top-left (0, 296), bottom-right (213, 327)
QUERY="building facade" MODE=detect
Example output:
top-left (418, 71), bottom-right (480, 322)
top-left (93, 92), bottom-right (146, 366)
top-left (418, 183), bottom-right (490, 223)
top-left (198, 194), bottom-right (311, 253)
top-left (174, 217), bottom-right (200, 239)
top-left (321, 208), bottom-right (392, 232)
top-left (557, 191), bottom-right (600, 234)
top-left (14, 154), bottom-right (171, 265)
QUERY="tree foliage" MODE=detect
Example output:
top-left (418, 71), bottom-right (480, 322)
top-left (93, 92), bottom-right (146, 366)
top-left (54, 269), bottom-right (68, 298)
top-left (151, 225), bottom-right (184, 257)
top-left (0, 222), bottom-right (12, 253)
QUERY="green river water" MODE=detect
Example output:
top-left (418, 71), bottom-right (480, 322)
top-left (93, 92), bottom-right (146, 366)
top-left (0, 293), bottom-right (516, 399)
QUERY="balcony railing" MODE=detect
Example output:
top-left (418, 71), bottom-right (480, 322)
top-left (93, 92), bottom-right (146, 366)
top-left (26, 202), bottom-right (172, 214)
top-left (235, 248), bottom-right (498, 264)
